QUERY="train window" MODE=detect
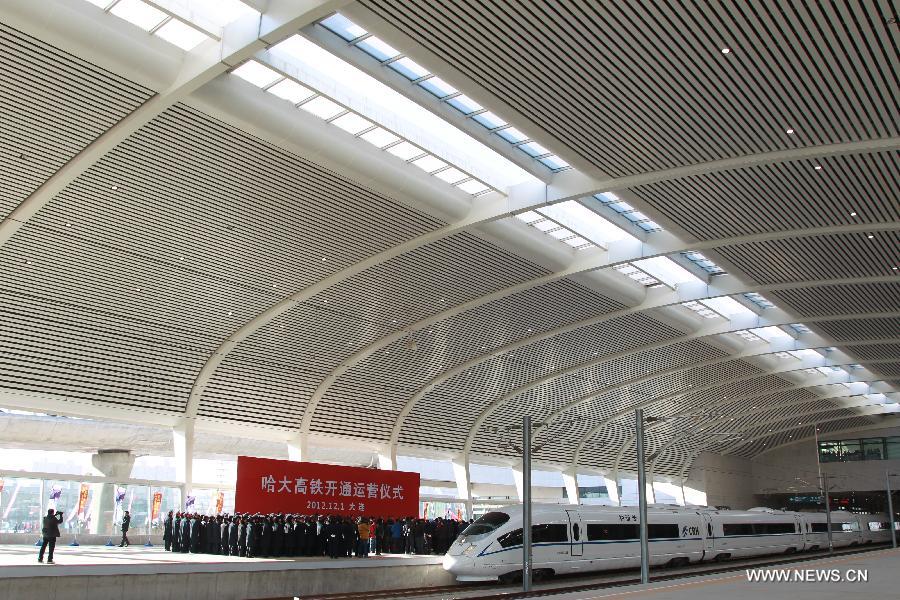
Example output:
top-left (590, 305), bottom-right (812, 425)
top-left (836, 522), bottom-right (860, 532)
top-left (462, 512), bottom-right (510, 538)
top-left (810, 523), bottom-right (828, 533)
top-left (587, 523), bottom-right (639, 541)
top-left (498, 528), bottom-right (523, 548)
top-left (707, 523), bottom-right (713, 536)
top-left (755, 523), bottom-right (795, 534)
top-left (722, 523), bottom-right (754, 536)
top-left (572, 523), bottom-right (580, 541)
top-left (868, 522), bottom-right (891, 531)
top-left (533, 524), bottom-right (568, 543)
top-left (648, 524), bottom-right (679, 539)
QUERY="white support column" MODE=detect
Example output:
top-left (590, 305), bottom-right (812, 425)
top-left (286, 434), bottom-right (308, 462)
top-left (512, 462), bottom-right (525, 502)
top-left (562, 470), bottom-right (579, 505)
top-left (173, 422), bottom-right (194, 506)
top-left (377, 444), bottom-right (397, 470)
top-left (452, 455), bottom-right (472, 519)
top-left (604, 474), bottom-right (620, 506)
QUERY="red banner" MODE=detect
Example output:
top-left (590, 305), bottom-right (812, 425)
top-left (76, 484), bottom-right (89, 516)
top-left (235, 456), bottom-right (419, 518)
top-left (151, 491), bottom-right (162, 521)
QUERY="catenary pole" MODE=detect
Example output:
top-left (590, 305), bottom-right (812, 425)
top-left (823, 472), bottom-right (833, 553)
top-left (523, 415), bottom-right (532, 592)
top-left (636, 409), bottom-right (650, 584)
top-left (887, 470), bottom-right (896, 549)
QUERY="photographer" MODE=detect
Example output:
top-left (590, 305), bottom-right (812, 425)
top-left (38, 509), bottom-right (63, 564)
top-left (119, 510), bottom-right (131, 547)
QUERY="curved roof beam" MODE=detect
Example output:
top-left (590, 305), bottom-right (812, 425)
top-left (646, 392), bottom-right (899, 478)
top-left (463, 315), bottom-right (899, 461)
top-left (300, 222), bottom-right (898, 435)
top-left (564, 351), bottom-right (897, 471)
top-left (0, 0), bottom-right (345, 247)
top-left (388, 274), bottom-right (896, 450)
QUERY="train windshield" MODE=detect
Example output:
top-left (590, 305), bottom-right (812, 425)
top-left (461, 512), bottom-right (510, 540)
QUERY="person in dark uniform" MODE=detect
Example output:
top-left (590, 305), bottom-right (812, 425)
top-left (180, 513), bottom-right (191, 553)
top-left (118, 510), bottom-right (131, 547)
top-left (342, 518), bottom-right (356, 557)
top-left (172, 512), bottom-right (182, 552)
top-left (190, 514), bottom-right (201, 553)
top-left (37, 508), bottom-right (63, 563)
top-left (246, 515), bottom-right (259, 558)
top-left (238, 515), bottom-right (248, 557)
top-left (163, 511), bottom-right (174, 551)
top-left (272, 514), bottom-right (284, 557)
top-left (413, 518), bottom-right (425, 554)
top-left (220, 516), bottom-right (230, 556)
top-left (208, 515), bottom-right (220, 554)
top-left (229, 515), bottom-right (240, 556)
top-left (325, 516), bottom-right (341, 559)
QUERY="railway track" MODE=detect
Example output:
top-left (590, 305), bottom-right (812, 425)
top-left (272, 543), bottom-right (890, 600)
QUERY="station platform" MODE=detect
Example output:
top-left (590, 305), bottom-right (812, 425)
top-left (0, 545), bottom-right (453, 600)
top-left (535, 547), bottom-right (900, 600)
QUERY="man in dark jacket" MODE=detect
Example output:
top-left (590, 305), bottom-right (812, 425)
top-left (228, 516), bottom-right (240, 556)
top-left (163, 511), bottom-right (174, 551)
top-left (180, 513), bottom-right (191, 553)
top-left (238, 515), bottom-right (248, 557)
top-left (118, 510), bottom-right (131, 547)
top-left (172, 512), bottom-right (182, 552)
top-left (38, 508), bottom-right (63, 563)
top-left (190, 514), bottom-right (201, 553)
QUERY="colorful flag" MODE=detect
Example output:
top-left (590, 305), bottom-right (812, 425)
top-left (115, 487), bottom-right (126, 504)
top-left (151, 492), bottom-right (162, 521)
top-left (48, 486), bottom-right (62, 501)
top-left (214, 490), bottom-right (224, 514)
top-left (185, 495), bottom-right (195, 510)
top-left (76, 484), bottom-right (89, 516)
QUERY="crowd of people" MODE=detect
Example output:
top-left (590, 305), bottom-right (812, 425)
top-left (162, 512), bottom-right (473, 559)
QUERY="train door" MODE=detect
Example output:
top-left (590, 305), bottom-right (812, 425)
top-left (700, 513), bottom-right (715, 560)
top-left (794, 514), bottom-right (803, 550)
top-left (566, 510), bottom-right (583, 557)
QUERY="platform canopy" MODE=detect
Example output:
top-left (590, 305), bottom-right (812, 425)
top-left (0, 0), bottom-right (897, 480)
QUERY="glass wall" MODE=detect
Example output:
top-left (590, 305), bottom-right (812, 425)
top-left (819, 437), bottom-right (900, 462)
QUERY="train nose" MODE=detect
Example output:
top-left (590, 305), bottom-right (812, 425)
top-left (442, 553), bottom-right (462, 571)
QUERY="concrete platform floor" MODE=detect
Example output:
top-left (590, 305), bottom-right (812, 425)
top-left (0, 544), bottom-right (442, 577)
top-left (535, 547), bottom-right (900, 600)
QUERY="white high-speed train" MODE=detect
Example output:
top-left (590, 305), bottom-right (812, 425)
top-left (443, 504), bottom-right (894, 582)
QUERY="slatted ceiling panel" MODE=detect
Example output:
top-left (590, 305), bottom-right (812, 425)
top-left (629, 358), bottom-right (762, 401)
top-left (400, 355), bottom-right (549, 448)
top-left (628, 152), bottom-right (900, 239)
top-left (29, 104), bottom-right (445, 296)
top-left (716, 231), bottom-right (900, 285)
top-left (1, 225), bottom-right (276, 340)
top-left (361, 0), bottom-right (898, 177)
top-left (0, 23), bottom-right (152, 220)
top-left (196, 360), bottom-right (315, 428)
top-left (0, 290), bottom-right (210, 412)
top-left (310, 232), bottom-right (548, 330)
top-left (815, 318), bottom-right (900, 342)
top-left (868, 363), bottom-right (900, 377)
top-left (770, 282), bottom-right (900, 316)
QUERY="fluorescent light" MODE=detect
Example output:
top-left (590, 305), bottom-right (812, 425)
top-left (267, 79), bottom-right (315, 104)
top-left (232, 61), bottom-right (282, 88)
top-left (332, 112), bottom-right (374, 135)
top-left (359, 127), bottom-right (400, 148)
top-left (300, 96), bottom-right (344, 120)
top-left (516, 211), bottom-right (542, 224)
top-left (110, 0), bottom-right (167, 31)
top-left (154, 18), bottom-right (209, 50)
top-left (721, 48), bottom-right (731, 54)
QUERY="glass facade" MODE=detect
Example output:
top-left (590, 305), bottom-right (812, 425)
top-left (818, 437), bottom-right (900, 462)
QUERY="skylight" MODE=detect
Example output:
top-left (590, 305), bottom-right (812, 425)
top-left (681, 251), bottom-right (725, 275)
top-left (790, 323), bottom-right (812, 335)
top-left (631, 256), bottom-right (703, 287)
top-left (615, 264), bottom-right (662, 287)
top-left (733, 329), bottom-right (764, 343)
top-left (229, 57), bottom-right (501, 196)
top-left (263, 35), bottom-right (534, 192)
top-left (749, 326), bottom-right (795, 342)
top-left (700, 296), bottom-right (756, 318)
top-left (317, 13), bottom-right (571, 173)
top-left (594, 193), bottom-right (662, 231)
top-left (536, 201), bottom-right (635, 248)
top-left (682, 300), bottom-right (721, 319)
top-left (87, 0), bottom-right (213, 50)
top-left (744, 292), bottom-right (774, 309)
